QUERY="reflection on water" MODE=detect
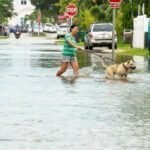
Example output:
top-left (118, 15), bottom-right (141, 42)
top-left (147, 57), bottom-right (150, 71)
top-left (1, 38), bottom-right (150, 150)
top-left (77, 51), bottom-right (91, 68)
top-left (60, 76), bottom-right (78, 85)
top-left (116, 54), bottom-right (150, 72)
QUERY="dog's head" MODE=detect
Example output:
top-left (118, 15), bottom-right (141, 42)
top-left (125, 59), bottom-right (136, 70)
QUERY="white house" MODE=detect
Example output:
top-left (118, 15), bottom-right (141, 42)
top-left (8, 0), bottom-right (35, 26)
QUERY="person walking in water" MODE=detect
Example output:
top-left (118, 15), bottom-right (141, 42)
top-left (56, 24), bottom-right (82, 77)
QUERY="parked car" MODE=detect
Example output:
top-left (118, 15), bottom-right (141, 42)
top-left (32, 23), bottom-right (43, 33)
top-left (56, 23), bottom-right (69, 39)
top-left (43, 23), bottom-right (57, 33)
top-left (9, 25), bottom-right (15, 33)
top-left (0, 25), bottom-right (9, 36)
top-left (27, 25), bottom-right (32, 33)
top-left (84, 23), bottom-right (117, 50)
top-left (21, 25), bottom-right (28, 32)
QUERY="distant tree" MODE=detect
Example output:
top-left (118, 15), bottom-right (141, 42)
top-left (77, 9), bottom-right (95, 31)
top-left (30, 0), bottom-right (59, 22)
top-left (0, 0), bottom-right (13, 23)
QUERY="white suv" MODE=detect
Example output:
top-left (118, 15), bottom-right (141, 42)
top-left (56, 23), bottom-right (69, 39)
top-left (43, 23), bottom-right (57, 33)
top-left (84, 23), bottom-right (117, 50)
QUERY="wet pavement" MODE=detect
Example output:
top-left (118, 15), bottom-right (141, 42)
top-left (0, 33), bottom-right (150, 150)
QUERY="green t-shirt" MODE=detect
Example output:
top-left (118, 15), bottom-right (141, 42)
top-left (62, 33), bottom-right (77, 56)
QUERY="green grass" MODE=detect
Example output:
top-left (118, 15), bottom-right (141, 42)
top-left (55, 39), bottom-right (64, 44)
top-left (117, 47), bottom-right (149, 57)
top-left (30, 32), bottom-right (47, 37)
top-left (117, 36), bottom-right (150, 57)
top-left (0, 36), bottom-right (9, 39)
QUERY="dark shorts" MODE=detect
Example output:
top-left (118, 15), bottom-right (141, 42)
top-left (61, 55), bottom-right (77, 62)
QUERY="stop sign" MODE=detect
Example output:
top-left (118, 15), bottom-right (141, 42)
top-left (66, 4), bottom-right (78, 17)
top-left (108, 0), bottom-right (122, 2)
top-left (108, 0), bottom-right (122, 8)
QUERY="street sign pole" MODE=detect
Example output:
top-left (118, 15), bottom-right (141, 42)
top-left (112, 8), bottom-right (116, 64)
top-left (70, 17), bottom-right (73, 25)
top-left (37, 10), bottom-right (41, 37)
top-left (108, 0), bottom-right (122, 64)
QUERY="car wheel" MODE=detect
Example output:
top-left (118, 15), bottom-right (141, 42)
top-left (108, 45), bottom-right (112, 49)
top-left (89, 45), bottom-right (93, 50)
top-left (57, 36), bottom-right (59, 39)
top-left (84, 43), bottom-right (88, 49)
top-left (88, 43), bottom-right (93, 50)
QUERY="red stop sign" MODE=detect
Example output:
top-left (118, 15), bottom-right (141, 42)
top-left (66, 4), bottom-right (78, 17)
top-left (108, 0), bottom-right (122, 2)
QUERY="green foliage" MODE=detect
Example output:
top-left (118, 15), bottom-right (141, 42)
top-left (0, 0), bottom-right (13, 23)
top-left (77, 9), bottom-right (95, 31)
top-left (29, 0), bottom-right (150, 35)
top-left (90, 6), bottom-right (105, 22)
top-left (30, 0), bottom-right (59, 23)
top-left (115, 10), bottom-right (123, 35)
top-left (120, 2), bottom-right (133, 29)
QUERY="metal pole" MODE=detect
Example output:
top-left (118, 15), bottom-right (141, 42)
top-left (70, 17), bottom-right (73, 25)
top-left (112, 8), bottom-right (116, 64)
top-left (38, 24), bottom-right (40, 37)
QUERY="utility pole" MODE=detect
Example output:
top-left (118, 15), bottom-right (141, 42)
top-left (112, 9), bottom-right (116, 64)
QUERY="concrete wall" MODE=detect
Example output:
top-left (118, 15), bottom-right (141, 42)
top-left (133, 15), bottom-right (150, 49)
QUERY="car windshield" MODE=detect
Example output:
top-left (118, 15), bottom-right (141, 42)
top-left (59, 26), bottom-right (67, 28)
top-left (45, 24), bottom-right (52, 27)
top-left (93, 24), bottom-right (113, 32)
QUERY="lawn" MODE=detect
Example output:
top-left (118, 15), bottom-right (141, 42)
top-left (0, 36), bottom-right (9, 39)
top-left (117, 37), bottom-right (150, 57)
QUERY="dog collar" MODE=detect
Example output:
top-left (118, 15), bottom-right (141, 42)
top-left (123, 63), bottom-right (128, 70)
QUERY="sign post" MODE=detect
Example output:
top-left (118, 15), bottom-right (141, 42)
top-left (108, 0), bottom-right (122, 64)
top-left (66, 4), bottom-right (78, 25)
top-left (37, 10), bottom-right (41, 37)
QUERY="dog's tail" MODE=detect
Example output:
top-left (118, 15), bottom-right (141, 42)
top-left (100, 56), bottom-right (108, 68)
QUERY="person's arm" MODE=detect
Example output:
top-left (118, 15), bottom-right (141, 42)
top-left (66, 39), bottom-right (81, 50)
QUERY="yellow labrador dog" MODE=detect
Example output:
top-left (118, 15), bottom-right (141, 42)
top-left (101, 58), bottom-right (136, 79)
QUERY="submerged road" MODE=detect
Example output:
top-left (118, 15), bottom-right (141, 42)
top-left (0, 33), bottom-right (150, 150)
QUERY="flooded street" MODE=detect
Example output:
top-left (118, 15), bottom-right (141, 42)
top-left (0, 33), bottom-right (150, 150)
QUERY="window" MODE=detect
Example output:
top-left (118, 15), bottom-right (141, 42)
top-left (93, 24), bottom-right (113, 32)
top-left (21, 18), bottom-right (25, 26)
top-left (21, 0), bottom-right (27, 5)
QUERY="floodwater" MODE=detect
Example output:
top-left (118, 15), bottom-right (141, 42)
top-left (0, 34), bottom-right (150, 150)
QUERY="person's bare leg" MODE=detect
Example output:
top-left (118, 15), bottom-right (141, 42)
top-left (56, 62), bottom-right (68, 76)
top-left (70, 61), bottom-right (79, 77)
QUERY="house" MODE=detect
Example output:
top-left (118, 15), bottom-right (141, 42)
top-left (8, 0), bottom-right (35, 26)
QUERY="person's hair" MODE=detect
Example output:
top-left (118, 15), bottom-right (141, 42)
top-left (70, 24), bottom-right (78, 32)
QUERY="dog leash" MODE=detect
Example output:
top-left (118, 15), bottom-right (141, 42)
top-left (81, 49), bottom-right (115, 62)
